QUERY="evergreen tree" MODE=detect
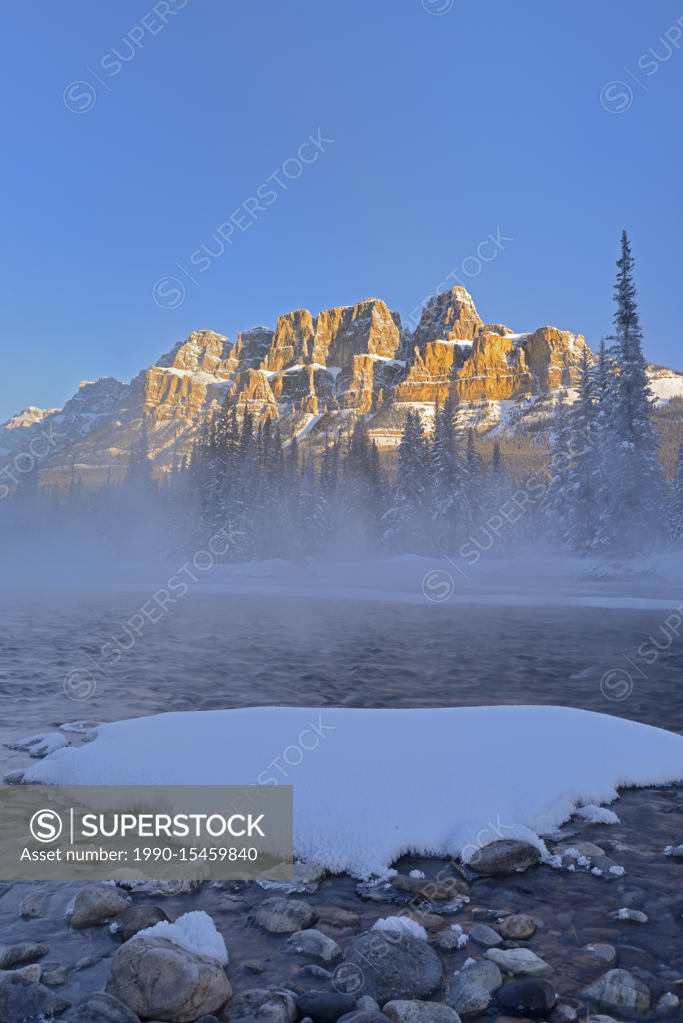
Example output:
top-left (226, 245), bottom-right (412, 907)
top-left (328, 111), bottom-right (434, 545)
top-left (597, 231), bottom-right (665, 550)
top-left (541, 398), bottom-right (573, 544)
top-left (669, 443), bottom-right (683, 542)
top-left (431, 395), bottom-right (469, 549)
top-left (565, 347), bottom-right (599, 552)
top-left (382, 411), bottom-right (431, 552)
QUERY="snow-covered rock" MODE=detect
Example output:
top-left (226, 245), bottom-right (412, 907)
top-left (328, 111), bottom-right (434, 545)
top-left (14, 705), bottom-right (683, 880)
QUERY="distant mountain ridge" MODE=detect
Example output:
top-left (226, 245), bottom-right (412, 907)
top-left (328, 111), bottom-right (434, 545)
top-left (3, 287), bottom-right (683, 491)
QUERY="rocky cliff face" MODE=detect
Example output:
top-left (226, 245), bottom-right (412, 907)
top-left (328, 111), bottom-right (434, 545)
top-left (3, 287), bottom-right (681, 491)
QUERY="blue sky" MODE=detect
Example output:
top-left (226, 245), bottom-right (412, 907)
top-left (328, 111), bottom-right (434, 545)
top-left (1, 0), bottom-right (682, 421)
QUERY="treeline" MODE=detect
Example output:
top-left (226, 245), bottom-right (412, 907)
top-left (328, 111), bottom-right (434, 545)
top-left (3, 232), bottom-right (682, 564)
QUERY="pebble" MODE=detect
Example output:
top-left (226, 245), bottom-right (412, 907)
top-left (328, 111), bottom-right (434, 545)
top-left (583, 967), bottom-right (652, 1015)
top-left (316, 906), bottom-right (362, 932)
top-left (286, 929), bottom-right (342, 963)
top-left (0, 973), bottom-right (71, 1023)
top-left (467, 841), bottom-right (541, 876)
top-left (585, 943), bottom-right (618, 966)
top-left (299, 965), bottom-right (333, 979)
top-left (485, 948), bottom-right (551, 977)
top-left (63, 991), bottom-right (141, 1022)
top-left (243, 960), bottom-right (267, 974)
top-left (341, 932), bottom-right (443, 1003)
top-left (296, 992), bottom-right (358, 1022)
top-left (112, 903), bottom-right (169, 942)
top-left (19, 892), bottom-right (51, 919)
top-left (68, 885), bottom-right (131, 928)
top-left (437, 930), bottom-right (467, 952)
top-left (42, 966), bottom-right (69, 987)
top-left (337, 1014), bottom-right (392, 1023)
top-left (106, 935), bottom-right (231, 1021)
top-left (497, 914), bottom-right (536, 940)
top-left (251, 898), bottom-right (317, 934)
top-left (391, 875), bottom-right (468, 900)
top-left (656, 992), bottom-right (681, 1016)
top-left (0, 964), bottom-right (43, 984)
top-left (613, 908), bottom-right (648, 923)
top-left (496, 978), bottom-right (556, 1015)
top-left (552, 1004), bottom-right (578, 1023)
top-left (225, 988), bottom-right (298, 1023)
top-left (75, 954), bottom-right (102, 972)
top-left (447, 960), bottom-right (502, 1018)
top-left (383, 1000), bottom-right (461, 1023)
top-left (468, 924), bottom-right (502, 947)
top-left (0, 944), bottom-right (49, 970)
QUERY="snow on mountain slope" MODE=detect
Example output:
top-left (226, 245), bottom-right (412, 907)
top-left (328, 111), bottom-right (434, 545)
top-left (2, 288), bottom-right (681, 490)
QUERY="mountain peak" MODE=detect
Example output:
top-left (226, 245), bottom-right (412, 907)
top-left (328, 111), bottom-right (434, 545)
top-left (4, 286), bottom-right (683, 493)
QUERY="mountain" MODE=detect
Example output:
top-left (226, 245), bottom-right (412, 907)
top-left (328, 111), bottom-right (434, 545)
top-left (3, 287), bottom-right (683, 491)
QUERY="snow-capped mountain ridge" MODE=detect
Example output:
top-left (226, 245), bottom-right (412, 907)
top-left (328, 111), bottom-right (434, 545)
top-left (3, 287), bottom-right (683, 490)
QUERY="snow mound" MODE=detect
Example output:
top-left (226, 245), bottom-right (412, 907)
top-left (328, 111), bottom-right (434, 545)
top-left (14, 705), bottom-right (683, 879)
top-left (138, 910), bottom-right (228, 964)
top-left (372, 916), bottom-right (428, 942)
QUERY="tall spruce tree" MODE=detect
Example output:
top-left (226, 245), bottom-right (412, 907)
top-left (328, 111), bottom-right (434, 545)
top-left (565, 347), bottom-right (599, 552)
top-left (431, 395), bottom-right (470, 549)
top-left (382, 410), bottom-right (431, 552)
top-left (669, 443), bottom-right (683, 542)
top-left (597, 231), bottom-right (664, 550)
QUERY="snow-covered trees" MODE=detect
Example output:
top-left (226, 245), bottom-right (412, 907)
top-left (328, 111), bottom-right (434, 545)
top-left (431, 396), bottom-right (469, 549)
top-left (540, 233), bottom-right (665, 554)
top-left (382, 410), bottom-right (432, 552)
top-left (598, 232), bottom-right (665, 550)
top-left (3, 232), bottom-right (676, 564)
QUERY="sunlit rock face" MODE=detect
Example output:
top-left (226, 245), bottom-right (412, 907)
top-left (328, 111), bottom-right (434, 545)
top-left (2, 285), bottom-right (644, 490)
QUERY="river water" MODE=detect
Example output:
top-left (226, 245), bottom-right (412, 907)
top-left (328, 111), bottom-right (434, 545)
top-left (0, 589), bottom-right (682, 1015)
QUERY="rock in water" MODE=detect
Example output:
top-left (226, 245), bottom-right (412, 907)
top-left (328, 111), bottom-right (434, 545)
top-left (391, 876), bottom-right (468, 900)
top-left (383, 1000), bottom-right (461, 1023)
top-left (106, 935), bottom-right (231, 1022)
top-left (497, 915), bottom-right (537, 940)
top-left (64, 992), bottom-right (141, 1022)
top-left (251, 898), bottom-right (316, 934)
top-left (341, 932), bottom-right (443, 1003)
top-left (295, 993), bottom-right (358, 1022)
top-left (113, 904), bottom-right (170, 942)
top-left (69, 885), bottom-right (131, 928)
top-left (0, 973), bottom-right (71, 1023)
top-left (467, 841), bottom-right (540, 876)
top-left (286, 929), bottom-right (342, 962)
top-left (447, 961), bottom-right (502, 1018)
top-left (0, 943), bottom-right (50, 969)
top-left (338, 1013), bottom-right (391, 1023)
top-left (656, 992), bottom-right (680, 1016)
top-left (223, 988), bottom-right (298, 1023)
top-left (468, 924), bottom-right (502, 947)
top-left (585, 944), bottom-right (618, 967)
top-left (486, 948), bottom-right (551, 977)
top-left (496, 979), bottom-right (556, 1015)
top-left (20, 892), bottom-right (51, 919)
top-left (583, 969), bottom-right (652, 1016)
